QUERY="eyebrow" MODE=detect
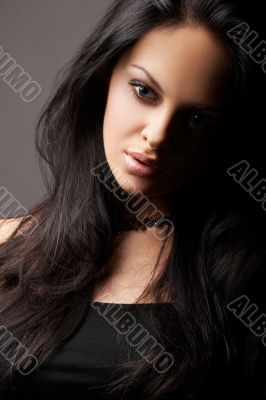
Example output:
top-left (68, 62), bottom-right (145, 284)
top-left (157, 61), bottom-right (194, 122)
top-left (186, 103), bottom-right (226, 113)
top-left (129, 63), bottom-right (226, 113)
top-left (130, 64), bottom-right (166, 95)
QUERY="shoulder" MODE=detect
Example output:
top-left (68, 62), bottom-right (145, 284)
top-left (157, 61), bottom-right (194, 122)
top-left (0, 217), bottom-right (24, 245)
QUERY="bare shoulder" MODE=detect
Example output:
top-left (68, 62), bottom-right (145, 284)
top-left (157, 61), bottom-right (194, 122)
top-left (0, 217), bottom-right (24, 245)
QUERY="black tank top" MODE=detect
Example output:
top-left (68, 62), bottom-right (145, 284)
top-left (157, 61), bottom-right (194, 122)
top-left (1, 301), bottom-right (261, 399)
top-left (3, 301), bottom-right (179, 400)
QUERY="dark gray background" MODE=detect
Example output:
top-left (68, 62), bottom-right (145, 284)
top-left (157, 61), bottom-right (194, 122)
top-left (0, 0), bottom-right (109, 212)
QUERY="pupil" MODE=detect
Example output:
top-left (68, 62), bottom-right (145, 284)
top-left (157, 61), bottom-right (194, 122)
top-left (192, 113), bottom-right (202, 123)
top-left (141, 86), bottom-right (149, 96)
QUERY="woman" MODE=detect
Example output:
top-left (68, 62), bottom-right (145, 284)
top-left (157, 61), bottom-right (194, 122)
top-left (0, 0), bottom-right (266, 399)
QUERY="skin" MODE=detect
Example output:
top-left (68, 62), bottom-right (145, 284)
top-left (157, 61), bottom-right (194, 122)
top-left (94, 25), bottom-right (234, 303)
top-left (103, 24), bottom-right (233, 219)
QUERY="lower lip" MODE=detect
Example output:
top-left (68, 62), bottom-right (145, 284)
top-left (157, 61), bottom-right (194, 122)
top-left (124, 153), bottom-right (161, 177)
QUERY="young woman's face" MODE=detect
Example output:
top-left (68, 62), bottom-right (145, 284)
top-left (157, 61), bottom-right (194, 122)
top-left (103, 25), bottom-right (233, 207)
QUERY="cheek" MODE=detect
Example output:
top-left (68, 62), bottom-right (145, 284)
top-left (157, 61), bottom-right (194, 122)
top-left (168, 136), bottom-right (214, 182)
top-left (103, 83), bottom-right (141, 142)
top-left (171, 131), bottom-right (210, 165)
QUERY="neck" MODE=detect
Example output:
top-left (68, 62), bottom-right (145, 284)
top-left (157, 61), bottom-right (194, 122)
top-left (122, 195), bottom-right (174, 224)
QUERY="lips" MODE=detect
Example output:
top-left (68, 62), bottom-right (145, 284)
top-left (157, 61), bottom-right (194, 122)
top-left (126, 151), bottom-right (163, 170)
top-left (124, 152), bottom-right (162, 177)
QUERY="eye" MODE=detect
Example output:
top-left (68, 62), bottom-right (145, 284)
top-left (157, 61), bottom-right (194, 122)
top-left (128, 80), bottom-right (158, 103)
top-left (187, 110), bottom-right (222, 130)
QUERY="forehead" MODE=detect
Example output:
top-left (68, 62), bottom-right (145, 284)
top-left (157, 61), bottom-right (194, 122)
top-left (116, 25), bottom-right (234, 105)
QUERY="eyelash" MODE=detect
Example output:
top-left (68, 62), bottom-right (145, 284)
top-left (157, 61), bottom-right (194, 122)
top-left (128, 80), bottom-right (221, 129)
top-left (128, 80), bottom-right (157, 102)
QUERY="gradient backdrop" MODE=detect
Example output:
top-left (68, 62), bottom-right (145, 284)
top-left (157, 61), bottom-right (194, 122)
top-left (0, 0), bottom-right (109, 214)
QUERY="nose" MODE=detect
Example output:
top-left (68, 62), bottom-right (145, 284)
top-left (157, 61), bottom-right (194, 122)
top-left (140, 108), bottom-right (181, 149)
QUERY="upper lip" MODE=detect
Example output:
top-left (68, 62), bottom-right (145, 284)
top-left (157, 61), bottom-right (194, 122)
top-left (126, 151), bottom-right (164, 170)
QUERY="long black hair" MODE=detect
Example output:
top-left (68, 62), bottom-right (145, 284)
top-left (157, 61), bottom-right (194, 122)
top-left (0, 0), bottom-right (266, 398)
